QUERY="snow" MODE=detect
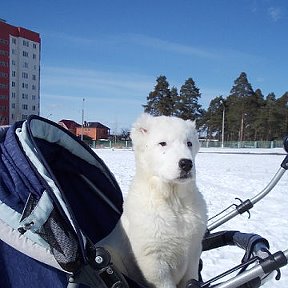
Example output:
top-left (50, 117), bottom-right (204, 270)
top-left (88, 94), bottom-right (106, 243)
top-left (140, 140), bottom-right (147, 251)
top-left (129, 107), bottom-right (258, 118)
top-left (94, 147), bottom-right (288, 287)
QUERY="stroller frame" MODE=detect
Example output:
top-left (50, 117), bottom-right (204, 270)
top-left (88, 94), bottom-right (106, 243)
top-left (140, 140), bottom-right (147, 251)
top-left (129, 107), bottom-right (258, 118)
top-left (192, 136), bottom-right (288, 287)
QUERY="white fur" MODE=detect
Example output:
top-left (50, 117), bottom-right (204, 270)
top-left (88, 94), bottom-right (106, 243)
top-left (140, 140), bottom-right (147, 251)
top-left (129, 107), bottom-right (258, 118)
top-left (99, 114), bottom-right (207, 288)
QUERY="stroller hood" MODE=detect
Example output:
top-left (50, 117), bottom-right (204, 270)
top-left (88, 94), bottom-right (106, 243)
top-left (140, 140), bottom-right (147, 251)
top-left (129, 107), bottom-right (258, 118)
top-left (0, 115), bottom-right (123, 273)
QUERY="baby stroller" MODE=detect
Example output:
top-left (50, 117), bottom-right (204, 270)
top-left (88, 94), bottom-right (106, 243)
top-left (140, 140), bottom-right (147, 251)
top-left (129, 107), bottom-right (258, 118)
top-left (0, 115), bottom-right (287, 288)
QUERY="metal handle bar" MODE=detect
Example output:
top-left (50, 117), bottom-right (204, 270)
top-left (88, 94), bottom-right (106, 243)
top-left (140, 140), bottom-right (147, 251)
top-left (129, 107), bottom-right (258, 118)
top-left (250, 167), bottom-right (286, 204)
top-left (207, 154), bottom-right (288, 232)
top-left (212, 249), bottom-right (288, 288)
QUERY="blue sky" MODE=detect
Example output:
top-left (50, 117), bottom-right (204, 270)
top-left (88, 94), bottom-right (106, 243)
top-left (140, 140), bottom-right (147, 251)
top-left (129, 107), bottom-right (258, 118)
top-left (2, 0), bottom-right (288, 132)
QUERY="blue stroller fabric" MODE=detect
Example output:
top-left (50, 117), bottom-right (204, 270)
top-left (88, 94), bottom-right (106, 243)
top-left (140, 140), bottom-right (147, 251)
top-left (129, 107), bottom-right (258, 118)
top-left (0, 115), bottom-right (124, 287)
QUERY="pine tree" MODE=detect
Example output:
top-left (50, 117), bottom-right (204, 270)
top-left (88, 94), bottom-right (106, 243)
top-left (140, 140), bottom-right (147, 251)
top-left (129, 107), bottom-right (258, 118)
top-left (245, 88), bottom-right (265, 140)
top-left (264, 93), bottom-right (279, 140)
top-left (230, 72), bottom-right (254, 98)
top-left (170, 86), bottom-right (179, 116)
top-left (201, 96), bottom-right (225, 140)
top-left (226, 72), bottom-right (255, 141)
top-left (200, 72), bottom-right (287, 141)
top-left (252, 89), bottom-right (266, 140)
top-left (176, 78), bottom-right (203, 121)
top-left (277, 92), bottom-right (288, 138)
top-left (143, 75), bottom-right (173, 116)
top-left (258, 92), bottom-right (288, 140)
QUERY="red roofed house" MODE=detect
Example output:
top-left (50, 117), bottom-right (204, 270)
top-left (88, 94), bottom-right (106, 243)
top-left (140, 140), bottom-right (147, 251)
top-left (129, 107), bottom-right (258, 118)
top-left (58, 119), bottom-right (81, 135)
top-left (76, 121), bottom-right (110, 140)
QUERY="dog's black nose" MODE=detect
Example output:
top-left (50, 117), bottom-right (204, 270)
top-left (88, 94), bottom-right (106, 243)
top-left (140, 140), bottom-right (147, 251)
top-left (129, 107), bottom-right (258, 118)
top-left (179, 159), bottom-right (193, 172)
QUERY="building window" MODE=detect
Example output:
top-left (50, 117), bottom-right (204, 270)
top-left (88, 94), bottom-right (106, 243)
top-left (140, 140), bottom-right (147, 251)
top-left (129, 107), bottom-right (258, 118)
top-left (23, 51), bottom-right (28, 57)
top-left (23, 40), bottom-right (29, 47)
top-left (0, 61), bottom-right (8, 67)
top-left (0, 95), bottom-right (7, 99)
top-left (12, 38), bottom-right (16, 44)
top-left (23, 62), bottom-right (29, 68)
top-left (11, 60), bottom-right (16, 66)
top-left (12, 81), bottom-right (16, 87)
top-left (11, 103), bottom-right (15, 109)
top-left (33, 54), bottom-right (37, 60)
top-left (33, 43), bottom-right (37, 49)
top-left (32, 105), bottom-right (36, 111)
top-left (0, 50), bottom-right (8, 56)
top-left (32, 84), bottom-right (36, 90)
top-left (0, 83), bottom-right (8, 89)
top-left (22, 72), bottom-right (28, 79)
top-left (32, 74), bottom-right (36, 80)
top-left (22, 104), bottom-right (28, 110)
top-left (32, 95), bottom-right (36, 100)
top-left (12, 71), bottom-right (16, 77)
top-left (11, 92), bottom-right (16, 98)
top-left (22, 93), bottom-right (28, 99)
top-left (22, 83), bottom-right (28, 89)
top-left (0, 39), bottom-right (9, 45)
top-left (22, 114), bottom-right (28, 120)
top-left (0, 72), bottom-right (8, 78)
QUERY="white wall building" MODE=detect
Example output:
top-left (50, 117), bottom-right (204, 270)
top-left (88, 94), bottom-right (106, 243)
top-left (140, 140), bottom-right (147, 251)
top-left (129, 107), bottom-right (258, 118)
top-left (0, 19), bottom-right (40, 125)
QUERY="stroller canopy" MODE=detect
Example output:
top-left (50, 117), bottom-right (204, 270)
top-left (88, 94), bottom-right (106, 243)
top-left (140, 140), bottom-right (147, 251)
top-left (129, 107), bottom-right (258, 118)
top-left (0, 115), bottom-right (123, 287)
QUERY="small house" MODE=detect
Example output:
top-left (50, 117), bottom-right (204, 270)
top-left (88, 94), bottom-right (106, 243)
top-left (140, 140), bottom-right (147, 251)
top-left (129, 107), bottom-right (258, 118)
top-left (58, 119), bottom-right (81, 135)
top-left (75, 121), bottom-right (110, 140)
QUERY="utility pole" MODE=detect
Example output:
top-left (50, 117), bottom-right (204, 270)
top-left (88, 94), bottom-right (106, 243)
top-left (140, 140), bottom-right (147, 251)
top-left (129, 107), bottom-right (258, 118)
top-left (220, 99), bottom-right (225, 148)
top-left (240, 113), bottom-right (244, 142)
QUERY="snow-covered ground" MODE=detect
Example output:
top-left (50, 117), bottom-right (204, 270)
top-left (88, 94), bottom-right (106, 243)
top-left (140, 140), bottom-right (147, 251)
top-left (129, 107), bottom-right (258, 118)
top-left (95, 147), bottom-right (288, 287)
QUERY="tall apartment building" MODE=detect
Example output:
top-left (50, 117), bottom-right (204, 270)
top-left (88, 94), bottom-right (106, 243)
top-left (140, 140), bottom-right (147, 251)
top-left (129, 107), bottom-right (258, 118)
top-left (0, 19), bottom-right (40, 125)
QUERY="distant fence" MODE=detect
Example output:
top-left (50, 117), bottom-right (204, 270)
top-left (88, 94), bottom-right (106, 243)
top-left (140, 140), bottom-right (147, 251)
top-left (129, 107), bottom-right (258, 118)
top-left (85, 139), bottom-right (284, 149)
top-left (85, 139), bottom-right (133, 149)
top-left (199, 140), bottom-right (283, 149)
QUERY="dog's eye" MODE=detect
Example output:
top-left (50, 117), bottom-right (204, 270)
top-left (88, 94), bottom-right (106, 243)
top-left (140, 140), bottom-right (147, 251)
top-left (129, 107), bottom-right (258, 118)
top-left (187, 141), bottom-right (192, 147)
top-left (159, 142), bottom-right (167, 147)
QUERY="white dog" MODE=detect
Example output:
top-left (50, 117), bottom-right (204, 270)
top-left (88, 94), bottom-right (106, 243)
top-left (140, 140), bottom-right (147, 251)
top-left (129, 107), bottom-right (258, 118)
top-left (99, 114), bottom-right (207, 288)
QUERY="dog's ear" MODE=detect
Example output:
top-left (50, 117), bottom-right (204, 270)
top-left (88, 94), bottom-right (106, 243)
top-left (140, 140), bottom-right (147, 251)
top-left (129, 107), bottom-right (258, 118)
top-left (130, 114), bottom-right (152, 149)
top-left (133, 113), bottom-right (152, 133)
top-left (186, 119), bottom-right (200, 154)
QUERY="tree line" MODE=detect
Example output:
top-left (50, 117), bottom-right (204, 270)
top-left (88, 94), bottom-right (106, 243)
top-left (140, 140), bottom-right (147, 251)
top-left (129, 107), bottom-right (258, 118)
top-left (143, 73), bottom-right (288, 141)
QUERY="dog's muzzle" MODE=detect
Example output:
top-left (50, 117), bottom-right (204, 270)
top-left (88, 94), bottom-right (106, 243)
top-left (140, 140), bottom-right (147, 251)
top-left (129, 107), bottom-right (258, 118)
top-left (178, 158), bottom-right (193, 179)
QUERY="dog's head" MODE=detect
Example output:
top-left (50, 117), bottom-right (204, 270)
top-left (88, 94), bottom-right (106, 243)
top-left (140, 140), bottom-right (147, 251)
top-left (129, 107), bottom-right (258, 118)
top-left (130, 113), bottom-right (199, 184)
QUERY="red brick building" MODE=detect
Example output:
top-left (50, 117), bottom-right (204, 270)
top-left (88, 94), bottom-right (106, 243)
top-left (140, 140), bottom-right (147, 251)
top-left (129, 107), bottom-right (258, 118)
top-left (76, 121), bottom-right (110, 140)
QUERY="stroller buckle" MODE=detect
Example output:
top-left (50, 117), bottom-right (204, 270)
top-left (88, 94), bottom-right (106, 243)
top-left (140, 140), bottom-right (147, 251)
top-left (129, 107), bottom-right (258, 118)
top-left (18, 221), bottom-right (35, 234)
